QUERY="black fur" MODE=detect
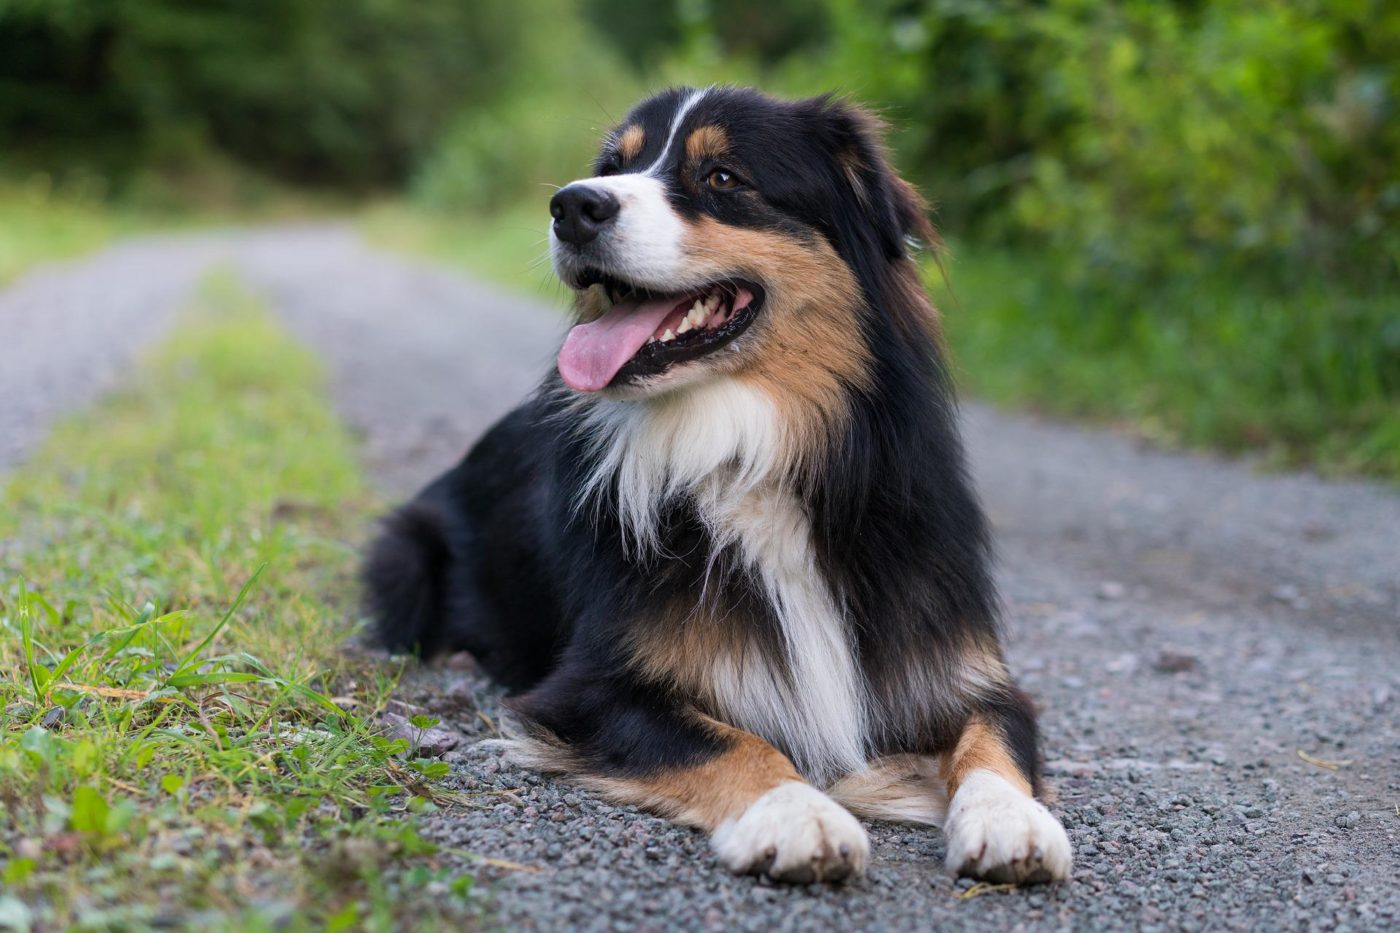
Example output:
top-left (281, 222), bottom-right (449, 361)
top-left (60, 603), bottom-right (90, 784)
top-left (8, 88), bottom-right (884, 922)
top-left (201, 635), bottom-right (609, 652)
top-left (365, 86), bottom-right (1040, 789)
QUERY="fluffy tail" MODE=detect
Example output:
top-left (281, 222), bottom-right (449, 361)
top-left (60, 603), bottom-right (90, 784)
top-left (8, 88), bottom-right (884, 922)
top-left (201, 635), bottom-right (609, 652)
top-left (362, 501), bottom-right (452, 657)
top-left (826, 754), bottom-right (947, 826)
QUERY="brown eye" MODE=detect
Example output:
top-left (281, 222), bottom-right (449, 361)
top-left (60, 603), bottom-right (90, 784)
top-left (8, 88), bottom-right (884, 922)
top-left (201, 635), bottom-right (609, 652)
top-left (707, 168), bottom-right (741, 190)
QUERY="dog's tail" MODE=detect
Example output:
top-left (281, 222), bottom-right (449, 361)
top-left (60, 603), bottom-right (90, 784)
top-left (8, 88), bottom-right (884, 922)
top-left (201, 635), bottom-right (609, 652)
top-left (362, 501), bottom-right (453, 657)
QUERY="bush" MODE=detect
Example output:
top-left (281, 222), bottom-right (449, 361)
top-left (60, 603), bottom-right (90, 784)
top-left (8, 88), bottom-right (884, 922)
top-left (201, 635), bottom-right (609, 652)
top-left (815, 0), bottom-right (1400, 283)
top-left (411, 0), bottom-right (642, 213)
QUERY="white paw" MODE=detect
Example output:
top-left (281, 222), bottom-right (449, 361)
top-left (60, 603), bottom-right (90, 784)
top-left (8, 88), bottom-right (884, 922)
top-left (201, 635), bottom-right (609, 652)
top-left (943, 769), bottom-right (1072, 884)
top-left (711, 781), bottom-right (869, 883)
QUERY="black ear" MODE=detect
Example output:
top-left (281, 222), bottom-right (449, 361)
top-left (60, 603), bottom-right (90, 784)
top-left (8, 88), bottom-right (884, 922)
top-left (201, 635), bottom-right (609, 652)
top-left (803, 96), bottom-right (936, 260)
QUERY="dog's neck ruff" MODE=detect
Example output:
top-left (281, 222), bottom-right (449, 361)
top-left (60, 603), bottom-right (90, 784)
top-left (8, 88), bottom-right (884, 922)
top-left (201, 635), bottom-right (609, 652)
top-left (572, 379), bottom-right (870, 782)
top-left (574, 379), bottom-right (788, 556)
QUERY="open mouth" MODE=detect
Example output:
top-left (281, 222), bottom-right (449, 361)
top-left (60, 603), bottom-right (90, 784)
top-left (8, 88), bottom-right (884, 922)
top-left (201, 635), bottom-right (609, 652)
top-left (557, 271), bottom-right (765, 392)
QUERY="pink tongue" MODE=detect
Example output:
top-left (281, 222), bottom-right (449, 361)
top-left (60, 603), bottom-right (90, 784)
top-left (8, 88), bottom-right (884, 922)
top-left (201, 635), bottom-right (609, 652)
top-left (557, 295), bottom-right (680, 392)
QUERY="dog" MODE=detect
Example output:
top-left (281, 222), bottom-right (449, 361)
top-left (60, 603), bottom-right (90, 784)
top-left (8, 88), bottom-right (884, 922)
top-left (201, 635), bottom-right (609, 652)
top-left (364, 86), bottom-right (1072, 885)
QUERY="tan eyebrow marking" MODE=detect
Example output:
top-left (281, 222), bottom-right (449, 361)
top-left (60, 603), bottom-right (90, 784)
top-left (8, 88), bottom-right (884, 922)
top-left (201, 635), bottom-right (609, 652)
top-left (616, 124), bottom-right (646, 162)
top-left (685, 125), bottom-right (729, 161)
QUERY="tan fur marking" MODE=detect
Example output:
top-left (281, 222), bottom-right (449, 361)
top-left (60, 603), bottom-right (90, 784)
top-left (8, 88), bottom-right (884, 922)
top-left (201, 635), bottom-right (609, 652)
top-left (685, 125), bottom-right (729, 161)
top-left (616, 124), bottom-right (645, 162)
top-left (941, 719), bottom-right (1033, 799)
top-left (625, 602), bottom-right (732, 703)
top-left (680, 217), bottom-right (872, 468)
top-left (583, 719), bottom-right (801, 830)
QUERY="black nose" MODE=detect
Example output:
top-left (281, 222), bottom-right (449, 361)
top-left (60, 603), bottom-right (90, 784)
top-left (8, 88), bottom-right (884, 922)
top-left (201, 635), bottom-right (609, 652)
top-left (550, 185), bottom-right (620, 247)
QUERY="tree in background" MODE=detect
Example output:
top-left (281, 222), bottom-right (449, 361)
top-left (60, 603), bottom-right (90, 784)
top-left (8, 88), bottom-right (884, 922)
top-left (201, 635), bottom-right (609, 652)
top-left (0, 0), bottom-right (527, 188)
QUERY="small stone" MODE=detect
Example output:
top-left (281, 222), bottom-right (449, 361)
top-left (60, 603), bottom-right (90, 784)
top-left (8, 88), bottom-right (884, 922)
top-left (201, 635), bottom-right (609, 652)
top-left (1154, 652), bottom-right (1199, 674)
top-left (443, 651), bottom-right (479, 671)
top-left (1334, 811), bottom-right (1360, 829)
top-left (380, 711), bottom-right (460, 758)
top-left (1097, 581), bottom-right (1128, 600)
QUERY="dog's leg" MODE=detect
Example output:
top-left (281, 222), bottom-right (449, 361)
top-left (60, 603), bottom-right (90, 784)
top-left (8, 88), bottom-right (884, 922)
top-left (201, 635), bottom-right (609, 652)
top-left (511, 681), bottom-right (869, 883)
top-left (602, 721), bottom-right (869, 882)
top-left (939, 701), bottom-right (1072, 884)
top-left (692, 722), bottom-right (869, 882)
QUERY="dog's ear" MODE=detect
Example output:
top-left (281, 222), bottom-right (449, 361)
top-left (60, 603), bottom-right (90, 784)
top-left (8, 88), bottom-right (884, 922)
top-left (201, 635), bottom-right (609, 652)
top-left (803, 97), bottom-right (937, 260)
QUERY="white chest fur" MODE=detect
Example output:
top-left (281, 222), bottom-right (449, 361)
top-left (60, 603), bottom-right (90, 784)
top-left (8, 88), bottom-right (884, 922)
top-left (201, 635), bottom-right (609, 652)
top-left (700, 477), bottom-right (870, 782)
top-left (578, 380), bottom-right (871, 782)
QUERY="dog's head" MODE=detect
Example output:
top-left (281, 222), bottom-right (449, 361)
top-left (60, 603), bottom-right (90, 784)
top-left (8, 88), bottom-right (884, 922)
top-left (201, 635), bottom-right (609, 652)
top-left (551, 86), bottom-right (935, 399)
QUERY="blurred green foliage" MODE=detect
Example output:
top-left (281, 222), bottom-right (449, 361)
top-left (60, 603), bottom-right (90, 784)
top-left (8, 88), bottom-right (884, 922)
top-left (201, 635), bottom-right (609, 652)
top-left (6, 0), bottom-right (1394, 282)
top-left (0, 0), bottom-right (527, 188)
top-left (821, 0), bottom-right (1400, 283)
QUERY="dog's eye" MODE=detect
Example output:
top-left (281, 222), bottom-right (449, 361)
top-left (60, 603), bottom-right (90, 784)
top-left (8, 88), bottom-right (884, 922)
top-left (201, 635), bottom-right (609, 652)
top-left (706, 168), bottom-right (742, 190)
top-left (598, 161), bottom-right (621, 177)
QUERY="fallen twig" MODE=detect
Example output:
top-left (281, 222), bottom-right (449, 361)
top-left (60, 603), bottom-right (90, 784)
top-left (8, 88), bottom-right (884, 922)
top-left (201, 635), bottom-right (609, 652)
top-left (1296, 749), bottom-right (1352, 771)
top-left (955, 882), bottom-right (1018, 900)
top-left (61, 683), bottom-right (149, 700)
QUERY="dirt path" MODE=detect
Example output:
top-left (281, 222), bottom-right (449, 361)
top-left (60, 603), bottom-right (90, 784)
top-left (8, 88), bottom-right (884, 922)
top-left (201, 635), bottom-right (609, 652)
top-left (6, 226), bottom-right (1398, 931)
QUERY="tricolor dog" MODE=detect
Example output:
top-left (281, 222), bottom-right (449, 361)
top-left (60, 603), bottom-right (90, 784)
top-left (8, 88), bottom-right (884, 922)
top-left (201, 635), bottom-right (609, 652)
top-left (365, 86), bottom-right (1072, 885)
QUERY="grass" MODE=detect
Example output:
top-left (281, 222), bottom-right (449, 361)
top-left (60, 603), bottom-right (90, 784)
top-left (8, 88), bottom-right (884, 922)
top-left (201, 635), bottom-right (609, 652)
top-left (0, 182), bottom-right (140, 286)
top-left (0, 276), bottom-right (479, 930)
top-left (928, 249), bottom-right (1400, 481)
top-left (360, 202), bottom-right (570, 306)
top-left (369, 202), bottom-right (1400, 482)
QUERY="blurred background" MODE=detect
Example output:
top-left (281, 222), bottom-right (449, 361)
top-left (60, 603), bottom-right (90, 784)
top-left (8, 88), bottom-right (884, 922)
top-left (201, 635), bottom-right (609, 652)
top-left (2, 0), bottom-right (1398, 479)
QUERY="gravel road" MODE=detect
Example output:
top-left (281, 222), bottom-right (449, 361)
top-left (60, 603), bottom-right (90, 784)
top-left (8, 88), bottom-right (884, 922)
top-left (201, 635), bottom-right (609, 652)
top-left (5, 226), bottom-right (1398, 931)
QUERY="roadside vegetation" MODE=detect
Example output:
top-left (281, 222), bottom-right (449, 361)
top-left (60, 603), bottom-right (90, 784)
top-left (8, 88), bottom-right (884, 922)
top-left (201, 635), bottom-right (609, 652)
top-left (927, 252), bottom-right (1400, 479)
top-left (0, 277), bottom-right (476, 930)
top-left (0, 182), bottom-right (136, 285)
top-left (3, 0), bottom-right (1396, 477)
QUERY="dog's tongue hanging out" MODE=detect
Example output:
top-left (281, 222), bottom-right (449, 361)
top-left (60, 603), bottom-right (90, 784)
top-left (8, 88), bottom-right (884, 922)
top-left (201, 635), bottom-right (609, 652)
top-left (556, 287), bottom-right (754, 392)
top-left (557, 294), bottom-right (678, 392)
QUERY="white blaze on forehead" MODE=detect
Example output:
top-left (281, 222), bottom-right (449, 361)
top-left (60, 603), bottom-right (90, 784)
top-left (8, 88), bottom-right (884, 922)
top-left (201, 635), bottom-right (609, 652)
top-left (548, 173), bottom-right (685, 285)
top-left (642, 88), bottom-right (707, 177)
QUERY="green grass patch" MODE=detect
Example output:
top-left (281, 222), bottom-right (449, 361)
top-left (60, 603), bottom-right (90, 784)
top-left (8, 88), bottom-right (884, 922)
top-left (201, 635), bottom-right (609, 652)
top-left (0, 182), bottom-right (139, 286)
top-left (361, 202), bottom-right (570, 306)
top-left (929, 249), bottom-right (1400, 481)
top-left (0, 276), bottom-right (478, 930)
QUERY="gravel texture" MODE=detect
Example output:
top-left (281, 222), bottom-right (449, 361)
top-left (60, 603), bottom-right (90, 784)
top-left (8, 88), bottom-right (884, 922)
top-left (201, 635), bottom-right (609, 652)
top-left (6, 226), bottom-right (1398, 931)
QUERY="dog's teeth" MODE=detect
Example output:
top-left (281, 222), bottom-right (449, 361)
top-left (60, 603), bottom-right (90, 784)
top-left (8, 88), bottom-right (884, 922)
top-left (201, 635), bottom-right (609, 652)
top-left (704, 293), bottom-right (720, 311)
top-left (687, 305), bottom-right (706, 327)
top-left (661, 329), bottom-right (676, 342)
top-left (646, 336), bottom-right (657, 344)
top-left (677, 318), bottom-right (693, 334)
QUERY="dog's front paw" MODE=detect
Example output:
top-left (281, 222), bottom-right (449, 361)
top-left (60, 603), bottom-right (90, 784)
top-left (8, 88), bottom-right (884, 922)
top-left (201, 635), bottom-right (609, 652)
top-left (712, 781), bottom-right (869, 883)
top-left (943, 769), bottom-right (1072, 884)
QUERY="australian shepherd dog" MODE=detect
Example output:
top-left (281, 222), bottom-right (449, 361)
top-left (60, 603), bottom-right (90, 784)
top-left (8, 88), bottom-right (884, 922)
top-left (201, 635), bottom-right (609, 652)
top-left (364, 86), bottom-right (1072, 885)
